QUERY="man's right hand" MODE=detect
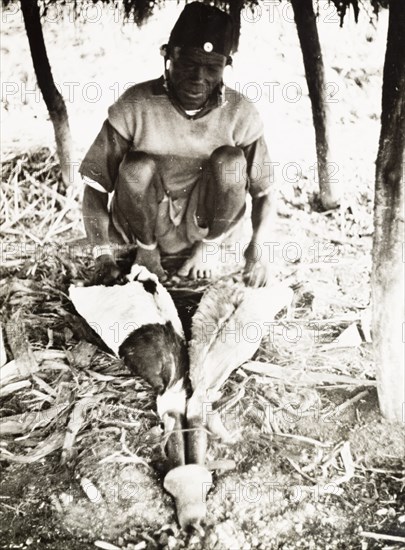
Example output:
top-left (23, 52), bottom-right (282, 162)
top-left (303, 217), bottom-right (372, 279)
top-left (92, 254), bottom-right (122, 286)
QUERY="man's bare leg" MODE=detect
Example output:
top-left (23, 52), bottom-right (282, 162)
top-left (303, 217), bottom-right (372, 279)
top-left (115, 151), bottom-right (166, 279)
top-left (178, 146), bottom-right (247, 279)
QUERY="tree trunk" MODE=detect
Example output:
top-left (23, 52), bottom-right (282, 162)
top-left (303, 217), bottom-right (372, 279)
top-left (372, 0), bottom-right (405, 422)
top-left (229, 0), bottom-right (244, 53)
top-left (291, 0), bottom-right (339, 210)
top-left (20, 0), bottom-right (73, 187)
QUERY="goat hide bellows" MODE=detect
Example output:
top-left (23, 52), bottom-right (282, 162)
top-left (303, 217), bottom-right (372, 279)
top-left (69, 267), bottom-right (294, 530)
top-left (69, 264), bottom-right (187, 468)
top-left (164, 279), bottom-right (294, 529)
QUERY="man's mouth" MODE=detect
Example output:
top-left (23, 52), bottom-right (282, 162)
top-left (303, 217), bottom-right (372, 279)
top-left (182, 88), bottom-right (205, 98)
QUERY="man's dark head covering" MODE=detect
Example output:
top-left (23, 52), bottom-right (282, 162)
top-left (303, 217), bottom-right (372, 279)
top-left (168, 1), bottom-right (234, 58)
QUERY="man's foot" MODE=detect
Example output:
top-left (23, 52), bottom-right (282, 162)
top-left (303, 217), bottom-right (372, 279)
top-left (135, 247), bottom-right (167, 281)
top-left (178, 241), bottom-right (221, 280)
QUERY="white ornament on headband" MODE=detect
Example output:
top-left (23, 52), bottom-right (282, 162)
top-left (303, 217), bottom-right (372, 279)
top-left (203, 42), bottom-right (213, 52)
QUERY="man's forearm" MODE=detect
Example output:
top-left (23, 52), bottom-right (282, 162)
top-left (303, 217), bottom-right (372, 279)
top-left (250, 190), bottom-right (276, 245)
top-left (82, 184), bottom-right (110, 245)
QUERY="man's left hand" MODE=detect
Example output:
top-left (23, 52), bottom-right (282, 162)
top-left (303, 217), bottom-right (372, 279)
top-left (243, 241), bottom-right (271, 287)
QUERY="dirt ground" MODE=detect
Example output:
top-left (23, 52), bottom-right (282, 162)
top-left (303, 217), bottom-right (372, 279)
top-left (1, 2), bottom-right (404, 550)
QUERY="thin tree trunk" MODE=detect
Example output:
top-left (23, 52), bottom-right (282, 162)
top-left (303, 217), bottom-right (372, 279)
top-left (372, 0), bottom-right (405, 422)
top-left (291, 0), bottom-right (339, 210)
top-left (229, 0), bottom-right (244, 53)
top-left (20, 0), bottom-right (72, 187)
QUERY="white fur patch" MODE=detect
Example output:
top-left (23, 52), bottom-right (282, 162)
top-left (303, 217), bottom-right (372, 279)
top-left (69, 264), bottom-right (184, 355)
top-left (69, 283), bottom-right (164, 354)
top-left (156, 380), bottom-right (187, 418)
top-left (128, 264), bottom-right (184, 339)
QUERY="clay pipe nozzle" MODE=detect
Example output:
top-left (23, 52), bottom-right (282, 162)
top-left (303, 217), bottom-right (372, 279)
top-left (163, 464), bottom-right (213, 529)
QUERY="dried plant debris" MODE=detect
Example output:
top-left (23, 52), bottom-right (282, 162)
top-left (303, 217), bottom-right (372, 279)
top-left (1, 148), bottom-right (81, 245)
top-left (0, 149), bottom-right (404, 548)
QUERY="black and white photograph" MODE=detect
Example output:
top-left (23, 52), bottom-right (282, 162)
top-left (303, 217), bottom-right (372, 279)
top-left (1, 0), bottom-right (404, 548)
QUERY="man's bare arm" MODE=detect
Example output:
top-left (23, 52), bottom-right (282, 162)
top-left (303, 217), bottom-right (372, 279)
top-left (244, 189), bottom-right (277, 287)
top-left (82, 184), bottom-right (122, 285)
top-left (250, 189), bottom-right (276, 245)
top-left (82, 184), bottom-right (110, 245)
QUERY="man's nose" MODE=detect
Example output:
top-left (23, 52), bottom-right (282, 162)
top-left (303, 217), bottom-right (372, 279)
top-left (190, 66), bottom-right (205, 81)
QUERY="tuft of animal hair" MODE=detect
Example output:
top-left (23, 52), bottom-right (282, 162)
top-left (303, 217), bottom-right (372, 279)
top-left (188, 280), bottom-right (243, 390)
top-left (69, 264), bottom-right (184, 355)
top-left (188, 281), bottom-right (294, 406)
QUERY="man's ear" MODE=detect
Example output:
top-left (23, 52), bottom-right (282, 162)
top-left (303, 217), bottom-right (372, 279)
top-left (226, 55), bottom-right (233, 66)
top-left (160, 44), bottom-right (172, 72)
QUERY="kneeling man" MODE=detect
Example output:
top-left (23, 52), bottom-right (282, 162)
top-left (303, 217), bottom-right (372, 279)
top-left (80, 2), bottom-right (276, 287)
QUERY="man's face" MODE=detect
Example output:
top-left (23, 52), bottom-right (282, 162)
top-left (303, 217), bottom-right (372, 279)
top-left (168, 47), bottom-right (226, 110)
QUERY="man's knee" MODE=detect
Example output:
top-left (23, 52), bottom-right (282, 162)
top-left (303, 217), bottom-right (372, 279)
top-left (211, 145), bottom-right (244, 164)
top-left (209, 146), bottom-right (247, 192)
top-left (118, 151), bottom-right (157, 192)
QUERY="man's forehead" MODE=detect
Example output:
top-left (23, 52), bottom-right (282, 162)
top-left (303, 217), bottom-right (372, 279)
top-left (172, 46), bottom-right (226, 68)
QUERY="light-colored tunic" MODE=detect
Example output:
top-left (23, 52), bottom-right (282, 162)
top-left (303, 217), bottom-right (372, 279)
top-left (80, 77), bottom-right (273, 252)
